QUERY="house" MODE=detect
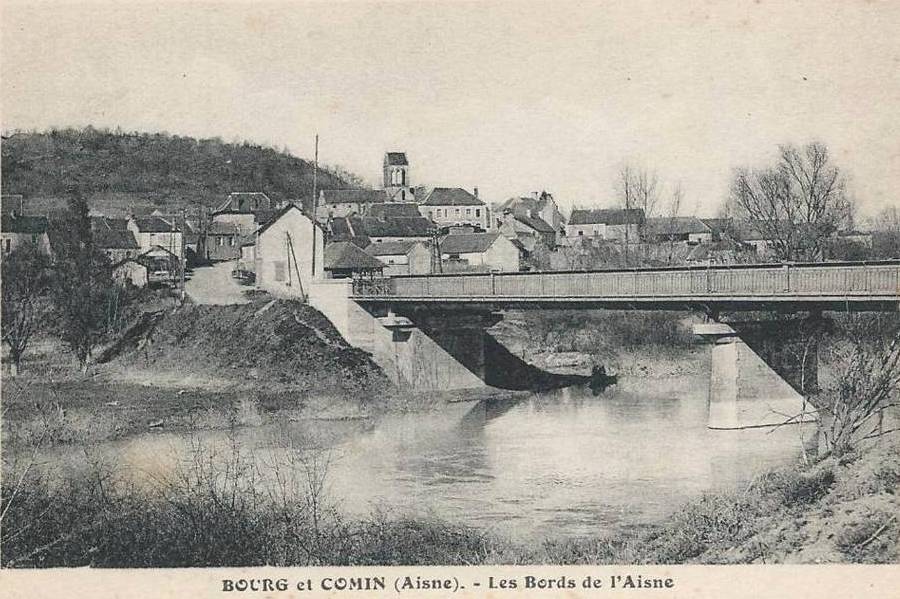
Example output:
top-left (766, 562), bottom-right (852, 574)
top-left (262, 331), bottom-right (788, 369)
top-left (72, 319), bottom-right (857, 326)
top-left (496, 211), bottom-right (557, 251)
top-left (565, 208), bottom-right (645, 242)
top-left (419, 187), bottom-right (490, 231)
top-left (364, 240), bottom-right (432, 276)
top-left (438, 232), bottom-right (519, 272)
top-left (128, 215), bottom-right (183, 261)
top-left (112, 259), bottom-right (148, 288)
top-left (643, 217), bottom-right (713, 245)
top-left (496, 191), bottom-right (566, 240)
top-left (329, 215), bottom-right (433, 244)
top-left (1, 213), bottom-right (50, 255)
top-left (137, 245), bottom-right (181, 287)
top-left (324, 241), bottom-right (386, 279)
top-left (93, 228), bottom-right (141, 263)
top-left (254, 204), bottom-right (324, 298)
top-left (211, 192), bottom-right (277, 237)
top-left (316, 189), bottom-right (387, 221)
top-left (204, 221), bottom-right (242, 261)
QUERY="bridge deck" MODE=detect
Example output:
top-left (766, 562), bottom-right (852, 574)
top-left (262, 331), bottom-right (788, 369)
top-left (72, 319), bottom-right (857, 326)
top-left (351, 261), bottom-right (900, 311)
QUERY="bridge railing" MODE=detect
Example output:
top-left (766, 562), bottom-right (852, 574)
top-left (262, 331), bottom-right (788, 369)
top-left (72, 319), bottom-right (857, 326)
top-left (351, 262), bottom-right (900, 299)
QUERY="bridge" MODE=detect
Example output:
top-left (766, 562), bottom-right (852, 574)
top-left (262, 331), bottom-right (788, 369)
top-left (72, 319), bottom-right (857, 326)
top-left (308, 260), bottom-right (900, 431)
top-left (351, 261), bottom-right (900, 313)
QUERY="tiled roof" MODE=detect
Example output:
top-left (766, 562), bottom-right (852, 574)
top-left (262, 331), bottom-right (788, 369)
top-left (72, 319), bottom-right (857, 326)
top-left (319, 189), bottom-right (387, 206)
top-left (1, 214), bottom-right (49, 234)
top-left (384, 152), bottom-right (408, 166)
top-left (255, 204), bottom-right (321, 237)
top-left (421, 187), bottom-right (484, 207)
top-left (568, 208), bottom-right (644, 226)
top-left (324, 241), bottom-right (385, 271)
top-left (131, 216), bottom-right (179, 233)
top-left (332, 216), bottom-right (432, 239)
top-left (514, 213), bottom-right (555, 233)
top-left (364, 240), bottom-right (423, 256)
top-left (439, 232), bottom-right (502, 254)
top-left (644, 217), bottom-right (712, 236)
top-left (94, 229), bottom-right (139, 250)
top-left (214, 192), bottom-right (273, 213)
top-left (207, 221), bottom-right (241, 235)
top-left (366, 203), bottom-right (422, 219)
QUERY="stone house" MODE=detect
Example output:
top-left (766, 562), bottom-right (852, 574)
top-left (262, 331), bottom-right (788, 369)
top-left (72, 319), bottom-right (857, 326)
top-left (364, 240), bottom-right (432, 276)
top-left (419, 187), bottom-right (490, 231)
top-left (94, 228), bottom-right (141, 263)
top-left (128, 215), bottom-right (183, 261)
top-left (438, 232), bottom-right (519, 272)
top-left (316, 189), bottom-right (387, 221)
top-left (204, 221), bottom-right (242, 261)
top-left (1, 214), bottom-right (50, 255)
top-left (254, 204), bottom-right (324, 299)
top-left (565, 208), bottom-right (645, 242)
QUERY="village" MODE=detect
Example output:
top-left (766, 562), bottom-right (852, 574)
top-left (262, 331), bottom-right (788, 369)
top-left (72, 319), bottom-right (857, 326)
top-left (0, 149), bottom-right (883, 303)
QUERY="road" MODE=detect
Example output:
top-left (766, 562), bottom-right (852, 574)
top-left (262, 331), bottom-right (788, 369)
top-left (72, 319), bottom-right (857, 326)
top-left (185, 260), bottom-right (250, 305)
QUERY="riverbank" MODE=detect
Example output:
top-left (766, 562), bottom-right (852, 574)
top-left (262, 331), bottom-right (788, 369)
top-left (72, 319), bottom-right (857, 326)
top-left (3, 432), bottom-right (896, 566)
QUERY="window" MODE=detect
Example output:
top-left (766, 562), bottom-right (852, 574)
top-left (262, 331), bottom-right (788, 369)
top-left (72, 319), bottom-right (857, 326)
top-left (273, 260), bottom-right (286, 282)
top-left (218, 237), bottom-right (224, 246)
top-left (455, 208), bottom-right (460, 216)
top-left (466, 208), bottom-right (471, 216)
top-left (475, 209), bottom-right (480, 217)
top-left (4, 239), bottom-right (10, 253)
top-left (400, 190), bottom-right (406, 201)
top-left (428, 210), bottom-right (433, 219)
top-left (229, 237), bottom-right (235, 246)
top-left (31, 234), bottom-right (38, 244)
top-left (578, 230), bottom-right (584, 236)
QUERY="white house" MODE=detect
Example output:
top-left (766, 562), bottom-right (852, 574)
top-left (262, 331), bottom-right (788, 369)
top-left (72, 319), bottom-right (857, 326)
top-left (419, 188), bottom-right (491, 231)
top-left (439, 232), bottom-right (519, 272)
top-left (364, 240), bottom-right (432, 276)
top-left (1, 214), bottom-right (50, 255)
top-left (127, 216), bottom-right (183, 261)
top-left (254, 204), bottom-right (324, 298)
top-left (565, 208), bottom-right (644, 242)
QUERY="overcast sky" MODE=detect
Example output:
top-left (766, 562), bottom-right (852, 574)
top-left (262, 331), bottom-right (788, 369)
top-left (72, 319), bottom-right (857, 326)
top-left (3, 1), bottom-right (898, 217)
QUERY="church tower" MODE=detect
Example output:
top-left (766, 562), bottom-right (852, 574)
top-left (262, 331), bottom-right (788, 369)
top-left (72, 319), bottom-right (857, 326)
top-left (383, 152), bottom-right (411, 202)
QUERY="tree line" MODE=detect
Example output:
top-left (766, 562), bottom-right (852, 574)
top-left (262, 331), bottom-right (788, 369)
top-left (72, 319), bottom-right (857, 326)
top-left (2, 194), bottom-right (137, 375)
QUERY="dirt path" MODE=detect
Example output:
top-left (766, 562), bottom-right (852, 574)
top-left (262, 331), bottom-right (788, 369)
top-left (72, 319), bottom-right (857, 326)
top-left (185, 260), bottom-right (250, 305)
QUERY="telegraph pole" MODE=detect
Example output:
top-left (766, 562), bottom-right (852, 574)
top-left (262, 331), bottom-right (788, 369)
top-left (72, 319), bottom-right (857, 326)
top-left (180, 208), bottom-right (186, 303)
top-left (311, 133), bottom-right (319, 278)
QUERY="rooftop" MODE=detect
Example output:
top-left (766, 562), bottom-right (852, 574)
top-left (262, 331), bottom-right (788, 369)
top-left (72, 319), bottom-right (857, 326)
top-left (384, 152), bottom-right (409, 166)
top-left (439, 232), bottom-right (502, 254)
top-left (514, 213), bottom-right (556, 233)
top-left (568, 208), bottom-right (645, 226)
top-left (1, 214), bottom-right (49, 234)
top-left (644, 216), bottom-right (712, 236)
top-left (319, 189), bottom-right (387, 206)
top-left (94, 229), bottom-right (140, 250)
top-left (131, 215), bottom-right (180, 233)
top-left (364, 240), bottom-right (424, 256)
top-left (324, 241), bottom-right (386, 271)
top-left (421, 187), bottom-right (485, 207)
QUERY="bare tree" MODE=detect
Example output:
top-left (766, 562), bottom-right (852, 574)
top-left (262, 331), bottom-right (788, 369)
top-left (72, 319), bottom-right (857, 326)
top-left (1, 244), bottom-right (51, 375)
top-left (728, 142), bottom-right (852, 262)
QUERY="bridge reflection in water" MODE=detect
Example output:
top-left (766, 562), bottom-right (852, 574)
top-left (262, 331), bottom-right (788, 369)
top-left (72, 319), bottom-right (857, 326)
top-left (352, 260), bottom-right (900, 312)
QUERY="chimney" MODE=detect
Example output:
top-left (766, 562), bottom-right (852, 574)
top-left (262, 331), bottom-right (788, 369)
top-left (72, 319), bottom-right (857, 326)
top-left (473, 187), bottom-right (479, 199)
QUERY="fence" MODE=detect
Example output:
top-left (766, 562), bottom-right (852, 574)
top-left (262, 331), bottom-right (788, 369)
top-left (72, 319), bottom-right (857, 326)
top-left (351, 262), bottom-right (900, 300)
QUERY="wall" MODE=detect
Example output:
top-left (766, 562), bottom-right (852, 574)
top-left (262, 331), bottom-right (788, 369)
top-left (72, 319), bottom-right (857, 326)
top-left (1, 232), bottom-right (51, 255)
top-left (308, 280), bottom-right (487, 391)
top-left (421, 205), bottom-right (490, 230)
top-left (212, 213), bottom-right (256, 236)
top-left (255, 208), bottom-right (324, 299)
top-left (206, 233), bottom-right (241, 261)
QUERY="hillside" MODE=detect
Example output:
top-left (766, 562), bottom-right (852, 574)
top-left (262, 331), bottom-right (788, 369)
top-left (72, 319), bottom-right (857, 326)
top-left (1, 127), bottom-right (362, 216)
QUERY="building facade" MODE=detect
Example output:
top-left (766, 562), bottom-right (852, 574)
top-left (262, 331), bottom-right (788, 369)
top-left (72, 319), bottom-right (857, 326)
top-left (419, 188), bottom-right (490, 231)
top-left (254, 205), bottom-right (324, 299)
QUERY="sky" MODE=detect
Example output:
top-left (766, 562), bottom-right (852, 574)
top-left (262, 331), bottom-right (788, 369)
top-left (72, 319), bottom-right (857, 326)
top-left (2, 0), bottom-right (899, 218)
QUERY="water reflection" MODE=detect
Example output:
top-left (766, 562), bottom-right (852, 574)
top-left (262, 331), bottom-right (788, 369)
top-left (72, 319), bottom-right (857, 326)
top-left (36, 380), bottom-right (815, 542)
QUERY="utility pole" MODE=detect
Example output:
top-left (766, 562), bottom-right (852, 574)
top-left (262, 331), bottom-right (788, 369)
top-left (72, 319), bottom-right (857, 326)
top-left (310, 133), bottom-right (319, 278)
top-left (180, 208), bottom-right (186, 303)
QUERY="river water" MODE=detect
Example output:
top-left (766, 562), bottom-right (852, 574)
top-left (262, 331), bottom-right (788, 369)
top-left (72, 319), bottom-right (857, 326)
top-left (45, 380), bottom-right (816, 542)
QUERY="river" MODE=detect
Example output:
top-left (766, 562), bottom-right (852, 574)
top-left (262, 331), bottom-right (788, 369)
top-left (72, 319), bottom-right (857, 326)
top-left (43, 380), bottom-right (816, 542)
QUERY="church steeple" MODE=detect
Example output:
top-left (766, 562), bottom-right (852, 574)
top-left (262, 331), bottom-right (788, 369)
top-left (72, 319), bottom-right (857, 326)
top-left (383, 152), bottom-right (411, 201)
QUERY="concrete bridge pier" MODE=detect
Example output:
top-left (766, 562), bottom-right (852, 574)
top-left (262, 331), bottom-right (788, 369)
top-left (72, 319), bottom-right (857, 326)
top-left (309, 280), bottom-right (497, 391)
top-left (694, 323), bottom-right (818, 430)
